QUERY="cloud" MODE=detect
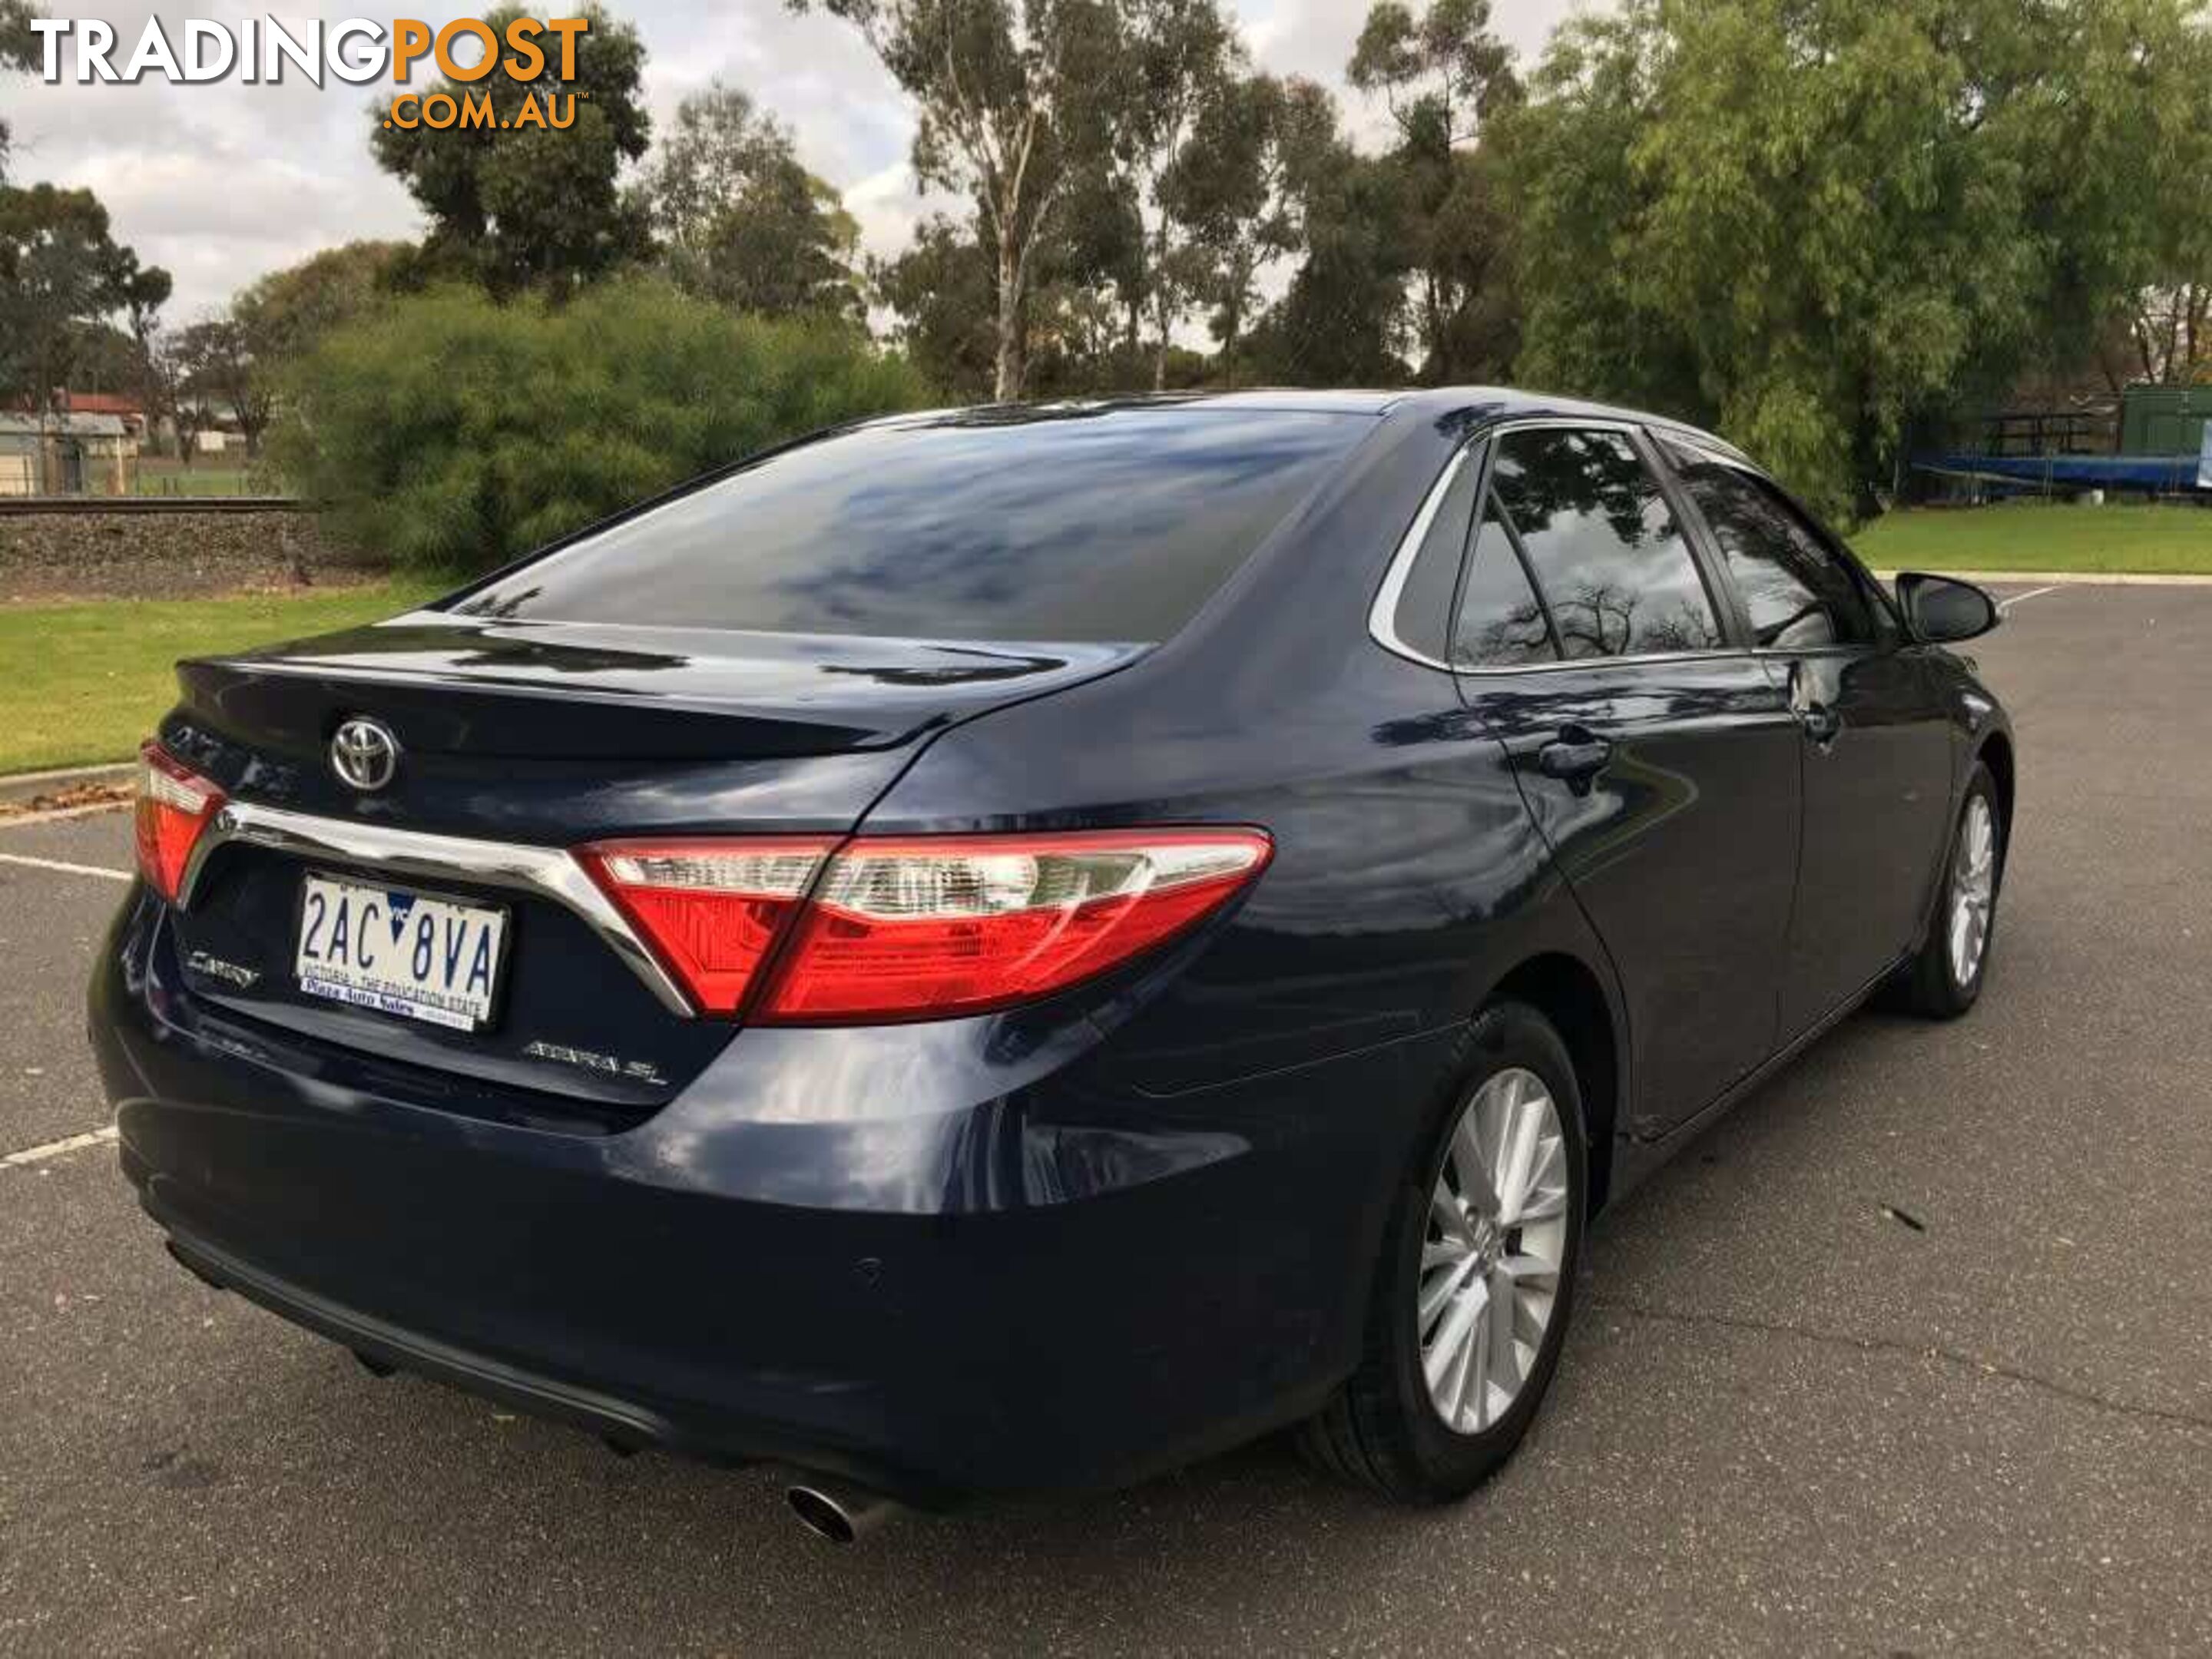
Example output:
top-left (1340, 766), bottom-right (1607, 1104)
top-left (7, 2), bottom-right (426, 317)
top-left (845, 161), bottom-right (929, 262)
top-left (0, 0), bottom-right (1604, 321)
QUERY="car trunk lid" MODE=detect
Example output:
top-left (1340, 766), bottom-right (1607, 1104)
top-left (155, 611), bottom-right (1144, 1117)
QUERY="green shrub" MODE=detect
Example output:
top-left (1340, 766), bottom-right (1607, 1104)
top-left (273, 279), bottom-right (930, 575)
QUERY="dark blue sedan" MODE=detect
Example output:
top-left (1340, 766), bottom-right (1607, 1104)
top-left (91, 390), bottom-right (2013, 1539)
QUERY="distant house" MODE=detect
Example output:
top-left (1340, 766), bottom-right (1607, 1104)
top-left (55, 391), bottom-right (149, 439)
top-left (0, 412), bottom-right (139, 496)
top-left (3, 390), bottom-right (151, 440)
top-left (180, 399), bottom-right (250, 455)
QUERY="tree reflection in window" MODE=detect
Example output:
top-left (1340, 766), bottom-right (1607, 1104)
top-left (1453, 501), bottom-right (1558, 667)
top-left (1657, 439), bottom-right (1875, 650)
top-left (1489, 429), bottom-right (1722, 660)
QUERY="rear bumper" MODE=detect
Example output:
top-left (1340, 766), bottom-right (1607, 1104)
top-left (92, 889), bottom-right (1442, 1502)
top-left (151, 1211), bottom-right (792, 1475)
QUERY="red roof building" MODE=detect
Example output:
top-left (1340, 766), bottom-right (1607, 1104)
top-left (6, 392), bottom-right (149, 436)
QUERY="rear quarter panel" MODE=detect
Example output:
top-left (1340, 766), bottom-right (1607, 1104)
top-left (842, 412), bottom-right (1634, 1381)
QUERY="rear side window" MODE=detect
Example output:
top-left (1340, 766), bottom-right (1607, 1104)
top-left (1389, 449), bottom-right (1481, 662)
top-left (1661, 444), bottom-right (1877, 648)
top-left (449, 409), bottom-right (1370, 643)
top-left (1454, 502), bottom-right (1558, 667)
top-left (1490, 429), bottom-right (1724, 659)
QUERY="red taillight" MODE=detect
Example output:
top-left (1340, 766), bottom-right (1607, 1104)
top-left (577, 838), bottom-right (838, 1015)
top-left (579, 828), bottom-right (1272, 1023)
top-left (134, 741), bottom-right (225, 902)
top-left (758, 830), bottom-right (1272, 1022)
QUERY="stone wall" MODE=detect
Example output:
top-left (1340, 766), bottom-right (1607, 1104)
top-left (0, 508), bottom-right (386, 601)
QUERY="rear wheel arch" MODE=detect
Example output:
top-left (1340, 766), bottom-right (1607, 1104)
top-left (1483, 954), bottom-right (1620, 1215)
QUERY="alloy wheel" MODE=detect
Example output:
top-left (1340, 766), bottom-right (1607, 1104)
top-left (1949, 794), bottom-right (1997, 988)
top-left (1418, 1066), bottom-right (1569, 1435)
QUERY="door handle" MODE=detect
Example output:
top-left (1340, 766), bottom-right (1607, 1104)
top-left (1535, 730), bottom-right (1613, 784)
top-left (1798, 700), bottom-right (1842, 745)
top-left (1786, 660), bottom-right (1843, 747)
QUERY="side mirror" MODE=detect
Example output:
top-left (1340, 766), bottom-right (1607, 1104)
top-left (1896, 572), bottom-right (1999, 644)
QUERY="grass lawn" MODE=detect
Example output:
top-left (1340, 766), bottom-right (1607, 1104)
top-left (1853, 501), bottom-right (2212, 575)
top-left (132, 465), bottom-right (262, 498)
top-left (7, 495), bottom-right (2204, 778)
top-left (0, 582), bottom-right (442, 776)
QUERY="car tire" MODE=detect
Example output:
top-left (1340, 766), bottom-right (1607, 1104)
top-left (1899, 762), bottom-right (2005, 1019)
top-left (1299, 1001), bottom-right (1588, 1505)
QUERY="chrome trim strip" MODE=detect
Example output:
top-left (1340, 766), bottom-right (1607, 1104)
top-left (1368, 416), bottom-right (1747, 680)
top-left (176, 802), bottom-right (695, 1017)
top-left (1459, 647), bottom-right (1758, 680)
top-left (1481, 416), bottom-right (1648, 437)
top-left (1368, 442), bottom-right (1478, 672)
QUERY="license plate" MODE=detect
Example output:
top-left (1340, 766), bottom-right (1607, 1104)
top-left (295, 874), bottom-right (507, 1031)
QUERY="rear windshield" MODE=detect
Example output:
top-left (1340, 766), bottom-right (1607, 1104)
top-left (449, 407), bottom-right (1371, 642)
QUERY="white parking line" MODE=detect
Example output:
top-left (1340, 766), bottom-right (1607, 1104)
top-left (1998, 584), bottom-right (2062, 613)
top-left (0, 1125), bottom-right (118, 1171)
top-left (0, 851), bottom-right (131, 882)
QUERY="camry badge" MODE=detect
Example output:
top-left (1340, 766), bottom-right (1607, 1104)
top-left (330, 717), bottom-right (401, 793)
top-left (185, 950), bottom-right (260, 990)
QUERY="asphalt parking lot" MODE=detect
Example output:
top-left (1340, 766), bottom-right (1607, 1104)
top-left (3, 581), bottom-right (2208, 1655)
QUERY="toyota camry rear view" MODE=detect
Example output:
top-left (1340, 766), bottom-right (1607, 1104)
top-left (91, 391), bottom-right (2013, 1532)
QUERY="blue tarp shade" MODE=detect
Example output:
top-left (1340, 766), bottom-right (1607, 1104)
top-left (1913, 452), bottom-right (2210, 491)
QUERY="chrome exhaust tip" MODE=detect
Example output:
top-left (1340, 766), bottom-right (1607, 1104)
top-left (785, 1477), bottom-right (899, 1545)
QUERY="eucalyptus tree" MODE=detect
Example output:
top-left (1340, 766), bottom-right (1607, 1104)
top-left (0, 184), bottom-right (167, 421)
top-left (798, 0), bottom-right (1125, 399)
top-left (369, 3), bottom-right (653, 298)
top-left (1346, 0), bottom-right (1520, 382)
top-left (105, 244), bottom-right (172, 444)
top-left (875, 177), bottom-right (1144, 397)
top-left (176, 317), bottom-right (274, 457)
top-left (644, 82), bottom-right (863, 322)
top-left (1161, 72), bottom-right (1301, 385)
top-left (873, 214), bottom-right (1002, 398)
top-left (0, 0), bottom-right (36, 183)
top-left (1118, 0), bottom-right (1240, 389)
top-left (1348, 0), bottom-right (1516, 145)
top-left (1244, 79), bottom-right (1415, 386)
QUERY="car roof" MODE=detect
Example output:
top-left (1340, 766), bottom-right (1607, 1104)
top-left (864, 390), bottom-right (1402, 428)
top-left (1382, 386), bottom-right (1746, 457)
top-left (865, 387), bottom-right (1745, 460)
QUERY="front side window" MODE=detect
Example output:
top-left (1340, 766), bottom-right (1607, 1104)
top-left (1489, 429), bottom-right (1724, 659)
top-left (1661, 442), bottom-right (1876, 648)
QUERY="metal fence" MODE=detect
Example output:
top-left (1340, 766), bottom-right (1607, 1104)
top-left (0, 431), bottom-right (275, 501)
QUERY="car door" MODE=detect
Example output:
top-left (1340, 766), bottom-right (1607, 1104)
top-left (1453, 423), bottom-right (1804, 1140)
top-left (1655, 437), bottom-right (1955, 1038)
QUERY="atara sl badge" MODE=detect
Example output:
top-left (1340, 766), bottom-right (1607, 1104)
top-left (522, 1040), bottom-right (668, 1088)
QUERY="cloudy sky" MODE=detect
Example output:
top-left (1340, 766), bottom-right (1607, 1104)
top-left (4, 1), bottom-right (1588, 321)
